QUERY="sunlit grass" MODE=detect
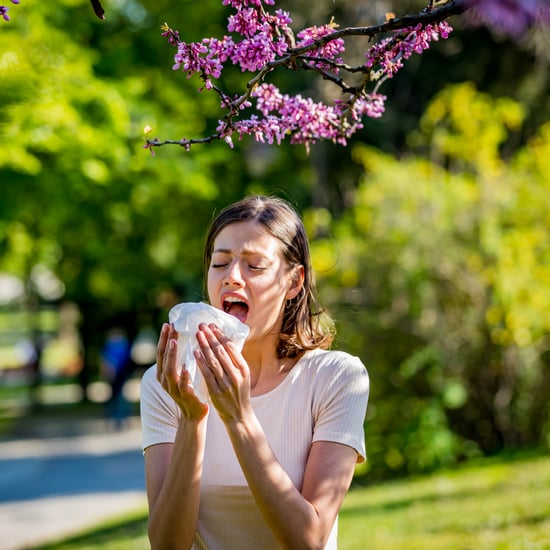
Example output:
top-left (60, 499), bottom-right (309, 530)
top-left (33, 453), bottom-right (550, 550)
top-left (339, 453), bottom-right (550, 549)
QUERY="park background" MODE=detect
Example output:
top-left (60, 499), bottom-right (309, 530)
top-left (0, 0), bottom-right (549, 547)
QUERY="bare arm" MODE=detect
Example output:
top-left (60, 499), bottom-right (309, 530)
top-left (228, 419), bottom-right (358, 549)
top-left (145, 419), bottom-right (206, 550)
top-left (145, 324), bottom-right (209, 550)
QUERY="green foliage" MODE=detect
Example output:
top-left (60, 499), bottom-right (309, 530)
top-left (414, 81), bottom-right (525, 177)
top-left (0, 0), bottom-right (266, 385)
top-left (311, 83), bottom-right (550, 479)
top-left (0, 12), bottom-right (217, 290)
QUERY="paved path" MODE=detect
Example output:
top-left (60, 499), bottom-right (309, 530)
top-left (0, 418), bottom-right (147, 550)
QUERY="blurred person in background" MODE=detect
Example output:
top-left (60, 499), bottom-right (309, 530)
top-left (100, 327), bottom-right (132, 428)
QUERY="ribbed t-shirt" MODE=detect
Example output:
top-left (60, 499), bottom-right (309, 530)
top-left (140, 348), bottom-right (370, 549)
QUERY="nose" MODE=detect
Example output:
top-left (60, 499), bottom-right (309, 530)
top-left (223, 260), bottom-right (244, 286)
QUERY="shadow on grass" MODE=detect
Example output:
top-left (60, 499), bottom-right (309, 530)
top-left (34, 512), bottom-right (149, 550)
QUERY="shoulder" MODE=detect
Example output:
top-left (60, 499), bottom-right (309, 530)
top-left (302, 348), bottom-right (368, 377)
top-left (142, 363), bottom-right (157, 382)
top-left (140, 365), bottom-right (180, 450)
top-left (141, 363), bottom-right (159, 393)
top-left (304, 350), bottom-right (369, 445)
top-left (140, 364), bottom-right (178, 413)
top-left (299, 349), bottom-right (369, 393)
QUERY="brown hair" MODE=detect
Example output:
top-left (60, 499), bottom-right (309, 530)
top-left (203, 195), bottom-right (334, 357)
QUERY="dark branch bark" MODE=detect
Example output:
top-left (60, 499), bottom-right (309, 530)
top-left (90, 0), bottom-right (105, 20)
top-left (287, 0), bottom-right (468, 57)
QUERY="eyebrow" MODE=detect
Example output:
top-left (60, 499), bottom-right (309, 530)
top-left (212, 248), bottom-right (266, 256)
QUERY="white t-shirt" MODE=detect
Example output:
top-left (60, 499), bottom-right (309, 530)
top-left (140, 348), bottom-right (370, 549)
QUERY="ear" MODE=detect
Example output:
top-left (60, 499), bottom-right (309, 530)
top-left (286, 265), bottom-right (305, 300)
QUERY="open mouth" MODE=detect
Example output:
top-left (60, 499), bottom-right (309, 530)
top-left (223, 296), bottom-right (249, 323)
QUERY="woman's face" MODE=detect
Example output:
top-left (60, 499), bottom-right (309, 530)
top-left (207, 220), bottom-right (300, 344)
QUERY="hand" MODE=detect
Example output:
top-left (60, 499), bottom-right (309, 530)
top-left (156, 323), bottom-right (208, 421)
top-left (194, 323), bottom-right (252, 424)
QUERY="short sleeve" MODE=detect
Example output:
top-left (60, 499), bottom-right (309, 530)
top-left (312, 353), bottom-right (370, 462)
top-left (140, 365), bottom-right (181, 452)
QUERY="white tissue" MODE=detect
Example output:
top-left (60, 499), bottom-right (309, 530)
top-left (168, 302), bottom-right (250, 401)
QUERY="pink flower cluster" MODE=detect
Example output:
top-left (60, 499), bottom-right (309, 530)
top-left (215, 85), bottom-right (388, 152)
top-left (236, 83), bottom-right (345, 150)
top-left (163, 0), bottom-right (455, 150)
top-left (170, 0), bottom-right (292, 86)
top-left (296, 24), bottom-right (345, 72)
top-left (366, 22), bottom-right (453, 78)
top-left (0, 0), bottom-right (19, 22)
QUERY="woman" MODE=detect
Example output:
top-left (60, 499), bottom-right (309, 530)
top-left (140, 195), bottom-right (369, 549)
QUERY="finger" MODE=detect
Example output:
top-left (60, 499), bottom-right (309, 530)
top-left (196, 324), bottom-right (231, 383)
top-left (199, 323), bottom-right (230, 362)
top-left (177, 367), bottom-right (193, 393)
top-left (195, 348), bottom-right (216, 387)
top-left (161, 325), bottom-right (179, 366)
top-left (162, 337), bottom-right (180, 392)
top-left (156, 323), bottom-right (170, 382)
top-left (208, 324), bottom-right (249, 378)
top-left (157, 324), bottom-right (178, 385)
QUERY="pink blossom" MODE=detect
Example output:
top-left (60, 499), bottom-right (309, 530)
top-left (231, 30), bottom-right (279, 72)
top-left (355, 94), bottom-right (387, 119)
top-left (297, 24), bottom-right (345, 70)
top-left (245, 83), bottom-right (365, 151)
top-left (272, 9), bottom-right (292, 29)
top-left (227, 7), bottom-right (260, 37)
top-left (365, 22), bottom-right (453, 79)
top-left (0, 0), bottom-right (20, 22)
top-left (223, 0), bottom-right (274, 7)
top-left (173, 37), bottom-right (233, 80)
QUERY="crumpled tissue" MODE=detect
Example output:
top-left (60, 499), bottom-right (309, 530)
top-left (168, 302), bottom-right (250, 401)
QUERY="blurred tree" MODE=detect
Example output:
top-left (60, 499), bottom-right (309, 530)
top-left (0, 0), bottom-right (257, 396)
top-left (309, 83), bottom-right (550, 479)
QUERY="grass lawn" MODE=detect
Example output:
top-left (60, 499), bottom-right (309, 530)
top-left (339, 452), bottom-right (550, 549)
top-left (33, 452), bottom-right (550, 550)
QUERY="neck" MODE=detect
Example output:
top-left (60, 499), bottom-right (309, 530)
top-left (242, 338), bottom-right (297, 392)
top-left (242, 339), bottom-right (279, 375)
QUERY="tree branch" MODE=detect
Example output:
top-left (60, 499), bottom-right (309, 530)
top-left (145, 0), bottom-right (468, 152)
top-left (90, 0), bottom-right (105, 20)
